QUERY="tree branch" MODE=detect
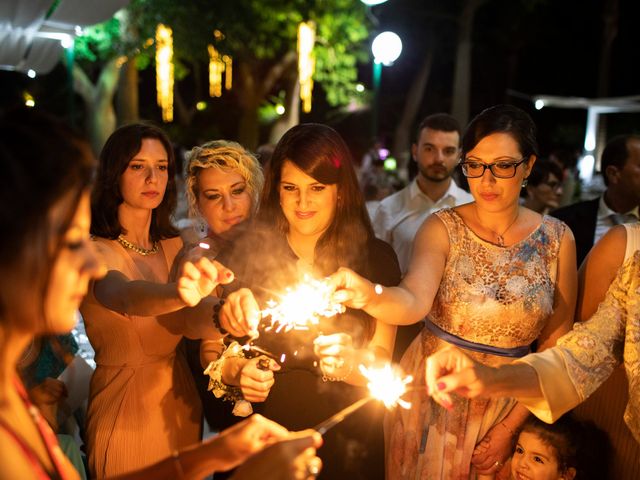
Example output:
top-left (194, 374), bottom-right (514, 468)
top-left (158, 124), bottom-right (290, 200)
top-left (259, 50), bottom-right (297, 98)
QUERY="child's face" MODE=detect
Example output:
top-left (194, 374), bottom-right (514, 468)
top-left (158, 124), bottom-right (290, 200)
top-left (511, 431), bottom-right (574, 480)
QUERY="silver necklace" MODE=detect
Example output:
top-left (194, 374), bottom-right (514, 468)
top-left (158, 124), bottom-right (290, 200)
top-left (476, 208), bottom-right (519, 247)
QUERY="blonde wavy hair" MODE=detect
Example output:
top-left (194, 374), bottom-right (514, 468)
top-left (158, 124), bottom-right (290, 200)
top-left (185, 140), bottom-right (264, 218)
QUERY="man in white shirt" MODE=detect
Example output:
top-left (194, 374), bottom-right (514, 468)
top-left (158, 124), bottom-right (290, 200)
top-left (371, 114), bottom-right (472, 362)
top-left (552, 134), bottom-right (640, 266)
top-left (372, 113), bottom-right (472, 275)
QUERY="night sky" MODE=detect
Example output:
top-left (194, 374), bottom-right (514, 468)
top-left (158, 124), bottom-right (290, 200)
top-left (345, 0), bottom-right (640, 157)
top-left (1, 0), bottom-right (639, 158)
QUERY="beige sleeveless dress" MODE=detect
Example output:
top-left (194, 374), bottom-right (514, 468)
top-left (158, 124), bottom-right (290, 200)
top-left (81, 237), bottom-right (200, 478)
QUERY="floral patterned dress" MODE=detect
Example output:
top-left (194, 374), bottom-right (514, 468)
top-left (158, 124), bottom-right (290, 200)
top-left (385, 208), bottom-right (566, 479)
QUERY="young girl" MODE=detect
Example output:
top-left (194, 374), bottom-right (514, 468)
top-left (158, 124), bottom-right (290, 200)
top-left (511, 415), bottom-right (609, 480)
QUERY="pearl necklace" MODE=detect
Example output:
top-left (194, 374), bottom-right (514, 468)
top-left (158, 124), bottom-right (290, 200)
top-left (117, 234), bottom-right (159, 256)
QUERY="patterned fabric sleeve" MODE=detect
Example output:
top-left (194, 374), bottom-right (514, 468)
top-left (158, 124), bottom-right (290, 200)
top-left (518, 252), bottom-right (638, 423)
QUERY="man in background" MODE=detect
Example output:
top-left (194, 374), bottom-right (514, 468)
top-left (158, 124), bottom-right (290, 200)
top-left (371, 113), bottom-right (472, 360)
top-left (552, 134), bottom-right (640, 266)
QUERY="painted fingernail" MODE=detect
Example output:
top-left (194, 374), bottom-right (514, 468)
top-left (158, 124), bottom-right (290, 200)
top-left (225, 271), bottom-right (232, 278)
top-left (437, 382), bottom-right (446, 391)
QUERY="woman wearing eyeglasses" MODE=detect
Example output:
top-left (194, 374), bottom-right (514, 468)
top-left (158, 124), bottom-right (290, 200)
top-left (522, 157), bottom-right (565, 215)
top-left (328, 105), bottom-right (577, 479)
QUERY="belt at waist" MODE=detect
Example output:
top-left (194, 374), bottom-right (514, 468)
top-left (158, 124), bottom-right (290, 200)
top-left (424, 320), bottom-right (530, 358)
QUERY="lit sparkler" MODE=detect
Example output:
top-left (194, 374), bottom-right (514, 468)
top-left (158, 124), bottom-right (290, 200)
top-left (260, 275), bottom-right (345, 333)
top-left (314, 364), bottom-right (412, 435)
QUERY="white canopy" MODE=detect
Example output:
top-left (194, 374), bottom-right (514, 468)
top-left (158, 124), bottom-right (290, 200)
top-left (0, 0), bottom-right (130, 74)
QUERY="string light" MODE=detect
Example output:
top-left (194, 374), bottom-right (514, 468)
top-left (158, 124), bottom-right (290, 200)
top-left (155, 24), bottom-right (174, 122)
top-left (223, 55), bottom-right (233, 90)
top-left (297, 21), bottom-right (316, 113)
top-left (209, 30), bottom-right (232, 98)
top-left (208, 45), bottom-right (224, 97)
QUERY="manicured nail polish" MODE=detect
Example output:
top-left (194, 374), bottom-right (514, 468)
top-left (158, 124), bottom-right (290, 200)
top-left (437, 382), bottom-right (446, 391)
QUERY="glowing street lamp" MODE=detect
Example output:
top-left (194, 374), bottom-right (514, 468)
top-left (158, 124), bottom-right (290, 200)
top-left (371, 31), bottom-right (402, 137)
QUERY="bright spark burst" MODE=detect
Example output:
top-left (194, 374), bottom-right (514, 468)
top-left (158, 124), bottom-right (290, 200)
top-left (359, 364), bottom-right (412, 409)
top-left (261, 275), bottom-right (345, 333)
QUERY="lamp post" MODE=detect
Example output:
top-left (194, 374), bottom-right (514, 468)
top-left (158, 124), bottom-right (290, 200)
top-left (371, 31), bottom-right (402, 138)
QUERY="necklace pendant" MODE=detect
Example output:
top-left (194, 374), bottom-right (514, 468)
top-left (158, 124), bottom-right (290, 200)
top-left (496, 234), bottom-right (505, 247)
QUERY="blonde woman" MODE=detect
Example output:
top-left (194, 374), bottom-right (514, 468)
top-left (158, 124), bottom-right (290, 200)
top-left (175, 141), bottom-right (277, 434)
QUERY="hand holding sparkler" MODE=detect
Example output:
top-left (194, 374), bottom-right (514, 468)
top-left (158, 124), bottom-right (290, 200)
top-left (219, 288), bottom-right (262, 338)
top-left (326, 267), bottom-right (380, 310)
top-left (177, 254), bottom-right (235, 307)
top-left (235, 356), bottom-right (280, 403)
top-left (313, 363), bottom-right (412, 435)
top-left (313, 333), bottom-right (355, 381)
top-left (425, 346), bottom-right (495, 410)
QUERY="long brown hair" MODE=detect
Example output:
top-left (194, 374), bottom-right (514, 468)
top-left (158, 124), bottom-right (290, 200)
top-left (0, 109), bottom-right (94, 328)
top-left (91, 123), bottom-right (179, 241)
top-left (258, 123), bottom-right (374, 275)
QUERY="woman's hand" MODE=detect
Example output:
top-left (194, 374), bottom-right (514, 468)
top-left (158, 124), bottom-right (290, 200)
top-left (425, 346), bottom-right (496, 409)
top-left (177, 257), bottom-right (234, 307)
top-left (471, 424), bottom-right (514, 475)
top-left (219, 288), bottom-right (261, 338)
top-left (327, 267), bottom-right (376, 310)
top-left (237, 356), bottom-right (280, 403)
top-left (313, 333), bottom-right (355, 381)
top-left (231, 430), bottom-right (323, 480)
top-left (212, 414), bottom-right (321, 474)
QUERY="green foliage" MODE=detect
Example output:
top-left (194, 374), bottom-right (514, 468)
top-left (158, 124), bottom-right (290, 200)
top-left (73, 0), bottom-right (371, 112)
top-left (74, 17), bottom-right (122, 63)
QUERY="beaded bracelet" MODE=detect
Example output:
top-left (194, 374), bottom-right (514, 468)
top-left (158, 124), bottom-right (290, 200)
top-left (212, 299), bottom-right (227, 334)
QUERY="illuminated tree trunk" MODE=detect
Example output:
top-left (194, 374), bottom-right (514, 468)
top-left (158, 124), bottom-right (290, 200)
top-left (451, 0), bottom-right (489, 126)
top-left (72, 58), bottom-right (122, 155)
top-left (392, 48), bottom-right (434, 179)
top-left (237, 51), bottom-right (298, 149)
top-left (269, 71), bottom-right (300, 145)
top-left (116, 59), bottom-right (139, 125)
top-left (115, 8), bottom-right (138, 126)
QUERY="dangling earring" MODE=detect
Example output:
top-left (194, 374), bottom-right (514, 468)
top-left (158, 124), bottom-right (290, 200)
top-left (521, 178), bottom-right (528, 188)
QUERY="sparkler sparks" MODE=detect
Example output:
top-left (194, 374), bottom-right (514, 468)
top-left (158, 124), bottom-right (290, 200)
top-left (360, 364), bottom-right (413, 409)
top-left (260, 275), bottom-right (345, 333)
top-left (314, 364), bottom-right (412, 435)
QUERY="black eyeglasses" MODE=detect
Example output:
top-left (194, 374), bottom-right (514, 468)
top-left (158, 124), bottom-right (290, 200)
top-left (459, 158), bottom-right (527, 179)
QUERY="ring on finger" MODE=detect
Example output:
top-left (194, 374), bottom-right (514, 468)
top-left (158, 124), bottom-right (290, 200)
top-left (306, 458), bottom-right (321, 477)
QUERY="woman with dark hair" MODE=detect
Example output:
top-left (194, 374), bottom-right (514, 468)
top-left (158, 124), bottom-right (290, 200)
top-left (80, 124), bottom-right (258, 477)
top-left (522, 157), bottom-right (565, 214)
top-left (217, 123), bottom-right (401, 479)
top-left (0, 109), bottom-right (323, 480)
top-left (329, 105), bottom-right (577, 479)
